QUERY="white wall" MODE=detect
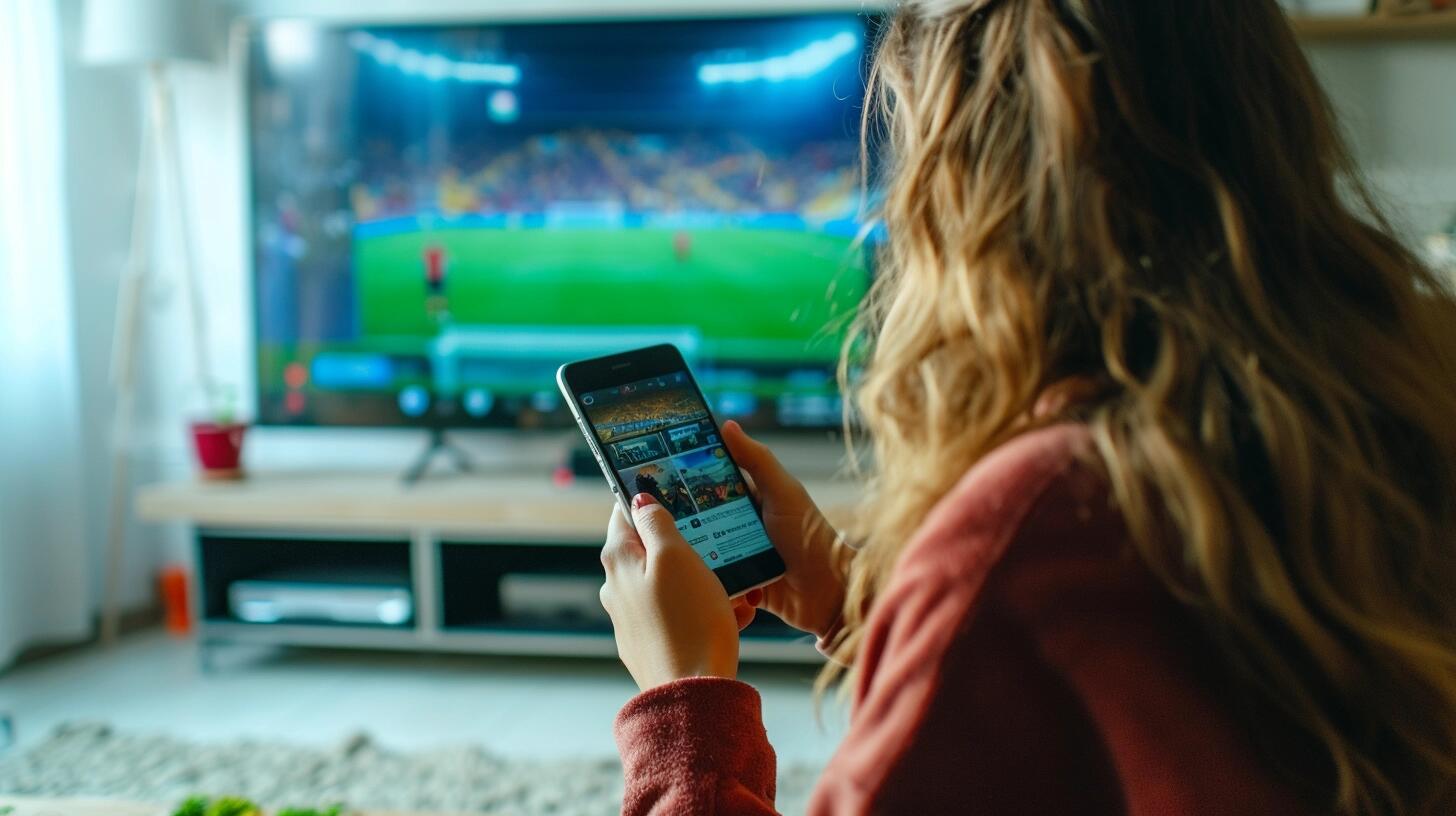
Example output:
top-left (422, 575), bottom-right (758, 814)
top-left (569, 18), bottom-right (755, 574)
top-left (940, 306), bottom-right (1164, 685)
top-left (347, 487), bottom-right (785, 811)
top-left (1308, 42), bottom-right (1456, 239)
top-left (57, 1), bottom-right (1456, 616)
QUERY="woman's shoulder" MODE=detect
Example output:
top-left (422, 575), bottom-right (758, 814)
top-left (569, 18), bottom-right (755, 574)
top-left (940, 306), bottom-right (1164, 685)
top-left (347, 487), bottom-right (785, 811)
top-left (899, 423), bottom-right (1111, 579)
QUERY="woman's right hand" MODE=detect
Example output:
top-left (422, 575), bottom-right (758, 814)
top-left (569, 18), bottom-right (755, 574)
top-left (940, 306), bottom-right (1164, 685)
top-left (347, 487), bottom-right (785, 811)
top-left (722, 420), bottom-right (851, 639)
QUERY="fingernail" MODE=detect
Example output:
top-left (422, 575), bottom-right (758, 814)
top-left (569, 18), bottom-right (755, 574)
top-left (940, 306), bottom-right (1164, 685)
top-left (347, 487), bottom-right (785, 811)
top-left (632, 492), bottom-right (656, 510)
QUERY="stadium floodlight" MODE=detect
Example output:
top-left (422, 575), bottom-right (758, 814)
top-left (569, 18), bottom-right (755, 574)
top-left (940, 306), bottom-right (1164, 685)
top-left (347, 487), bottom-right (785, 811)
top-left (349, 31), bottom-right (520, 86)
top-left (397, 49), bottom-right (426, 74)
top-left (699, 31), bottom-right (857, 85)
top-left (373, 39), bottom-right (401, 63)
top-left (423, 54), bottom-right (451, 81)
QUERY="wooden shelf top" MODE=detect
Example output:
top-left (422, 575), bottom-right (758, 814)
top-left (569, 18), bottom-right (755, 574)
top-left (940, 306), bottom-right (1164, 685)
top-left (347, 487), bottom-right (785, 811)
top-left (137, 470), bottom-right (862, 539)
top-left (1293, 11), bottom-right (1456, 41)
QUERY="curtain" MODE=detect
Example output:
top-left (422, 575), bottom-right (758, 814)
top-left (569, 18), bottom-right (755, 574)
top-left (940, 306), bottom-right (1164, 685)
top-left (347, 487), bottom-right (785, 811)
top-left (0, 0), bottom-right (91, 669)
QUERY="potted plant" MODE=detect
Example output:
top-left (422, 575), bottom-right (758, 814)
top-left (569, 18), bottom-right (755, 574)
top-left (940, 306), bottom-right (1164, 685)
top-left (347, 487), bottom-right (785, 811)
top-left (174, 795), bottom-right (345, 816)
top-left (190, 385), bottom-right (248, 480)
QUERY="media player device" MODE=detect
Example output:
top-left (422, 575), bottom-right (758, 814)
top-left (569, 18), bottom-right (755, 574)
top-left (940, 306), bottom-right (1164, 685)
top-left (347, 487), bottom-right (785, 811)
top-left (227, 567), bottom-right (413, 626)
top-left (229, 581), bottom-right (413, 626)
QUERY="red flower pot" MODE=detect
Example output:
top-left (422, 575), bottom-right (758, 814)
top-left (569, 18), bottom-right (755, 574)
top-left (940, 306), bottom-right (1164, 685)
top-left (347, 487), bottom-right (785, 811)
top-left (190, 422), bottom-right (247, 480)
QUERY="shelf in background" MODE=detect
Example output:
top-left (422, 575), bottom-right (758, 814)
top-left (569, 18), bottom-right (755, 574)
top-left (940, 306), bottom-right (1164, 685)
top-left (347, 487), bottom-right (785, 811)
top-left (441, 611), bottom-right (803, 641)
top-left (1294, 11), bottom-right (1456, 41)
top-left (138, 470), bottom-right (862, 538)
top-left (198, 621), bottom-right (820, 664)
top-left (153, 473), bottom-right (849, 667)
top-left (199, 620), bottom-right (426, 651)
top-left (435, 627), bottom-right (818, 664)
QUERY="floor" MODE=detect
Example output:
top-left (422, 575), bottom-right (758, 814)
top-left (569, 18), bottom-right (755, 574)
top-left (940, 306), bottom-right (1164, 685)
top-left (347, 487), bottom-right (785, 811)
top-left (0, 628), bottom-right (848, 767)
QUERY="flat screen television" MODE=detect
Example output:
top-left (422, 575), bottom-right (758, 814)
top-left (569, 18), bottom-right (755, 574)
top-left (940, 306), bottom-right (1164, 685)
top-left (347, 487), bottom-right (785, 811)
top-left (248, 10), bottom-right (875, 430)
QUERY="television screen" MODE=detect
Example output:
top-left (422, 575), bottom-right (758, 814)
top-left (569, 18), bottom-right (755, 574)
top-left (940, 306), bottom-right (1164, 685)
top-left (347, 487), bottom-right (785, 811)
top-left (249, 12), bottom-right (874, 429)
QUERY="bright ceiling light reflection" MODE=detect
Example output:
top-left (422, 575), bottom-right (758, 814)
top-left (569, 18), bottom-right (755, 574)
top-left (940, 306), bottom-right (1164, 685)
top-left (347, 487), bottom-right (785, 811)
top-left (348, 31), bottom-right (521, 86)
top-left (266, 22), bottom-right (319, 72)
top-left (699, 31), bottom-right (858, 85)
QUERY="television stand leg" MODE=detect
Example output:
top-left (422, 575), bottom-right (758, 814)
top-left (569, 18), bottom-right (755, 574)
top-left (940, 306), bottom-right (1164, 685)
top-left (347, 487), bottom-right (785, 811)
top-left (402, 428), bottom-right (477, 486)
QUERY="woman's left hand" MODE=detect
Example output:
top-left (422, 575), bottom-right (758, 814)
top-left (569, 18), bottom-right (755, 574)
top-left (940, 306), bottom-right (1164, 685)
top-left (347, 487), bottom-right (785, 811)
top-left (600, 493), bottom-right (755, 691)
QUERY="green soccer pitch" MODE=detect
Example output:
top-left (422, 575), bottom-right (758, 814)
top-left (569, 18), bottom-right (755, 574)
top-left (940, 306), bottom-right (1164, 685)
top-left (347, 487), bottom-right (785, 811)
top-left (353, 226), bottom-right (868, 363)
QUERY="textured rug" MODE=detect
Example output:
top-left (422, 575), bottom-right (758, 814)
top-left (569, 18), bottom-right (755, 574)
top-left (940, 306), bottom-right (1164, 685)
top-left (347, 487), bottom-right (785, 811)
top-left (0, 724), bottom-right (820, 815)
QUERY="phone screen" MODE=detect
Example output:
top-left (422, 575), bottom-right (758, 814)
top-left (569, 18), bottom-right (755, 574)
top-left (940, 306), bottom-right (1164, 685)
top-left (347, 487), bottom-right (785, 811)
top-left (578, 370), bottom-right (775, 571)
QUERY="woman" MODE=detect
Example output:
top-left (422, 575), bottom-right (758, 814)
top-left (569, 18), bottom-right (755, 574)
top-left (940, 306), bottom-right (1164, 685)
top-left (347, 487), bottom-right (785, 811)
top-left (597, 1), bottom-right (1456, 813)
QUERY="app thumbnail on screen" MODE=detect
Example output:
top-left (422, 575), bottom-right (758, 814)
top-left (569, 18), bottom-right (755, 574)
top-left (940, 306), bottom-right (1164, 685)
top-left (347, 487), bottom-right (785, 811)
top-left (619, 460), bottom-right (696, 521)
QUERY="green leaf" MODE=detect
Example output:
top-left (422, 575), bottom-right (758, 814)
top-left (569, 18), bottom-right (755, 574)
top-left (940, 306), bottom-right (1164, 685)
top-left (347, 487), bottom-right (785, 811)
top-left (173, 796), bottom-right (209, 816)
top-left (176, 796), bottom-right (347, 816)
top-left (206, 796), bottom-right (262, 816)
top-left (276, 806), bottom-right (345, 816)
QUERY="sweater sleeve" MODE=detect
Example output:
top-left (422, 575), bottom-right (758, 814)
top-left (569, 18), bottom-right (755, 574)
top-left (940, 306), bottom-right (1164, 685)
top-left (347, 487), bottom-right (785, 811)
top-left (615, 676), bottom-right (778, 815)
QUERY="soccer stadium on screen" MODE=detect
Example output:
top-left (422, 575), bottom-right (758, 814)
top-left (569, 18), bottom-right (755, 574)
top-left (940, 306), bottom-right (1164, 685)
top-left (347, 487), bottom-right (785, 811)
top-left (249, 12), bottom-right (877, 430)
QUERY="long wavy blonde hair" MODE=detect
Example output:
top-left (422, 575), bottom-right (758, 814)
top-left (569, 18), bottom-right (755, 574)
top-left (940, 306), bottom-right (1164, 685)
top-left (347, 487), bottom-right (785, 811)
top-left (827, 1), bottom-right (1456, 813)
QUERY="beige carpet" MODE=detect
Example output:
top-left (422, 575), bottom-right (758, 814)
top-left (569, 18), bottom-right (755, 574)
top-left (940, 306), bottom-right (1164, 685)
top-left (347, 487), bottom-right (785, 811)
top-left (0, 797), bottom-right (466, 816)
top-left (0, 724), bottom-right (819, 815)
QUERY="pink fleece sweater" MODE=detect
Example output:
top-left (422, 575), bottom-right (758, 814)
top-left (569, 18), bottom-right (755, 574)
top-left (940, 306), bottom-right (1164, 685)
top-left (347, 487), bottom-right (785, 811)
top-left (614, 423), bottom-right (1319, 815)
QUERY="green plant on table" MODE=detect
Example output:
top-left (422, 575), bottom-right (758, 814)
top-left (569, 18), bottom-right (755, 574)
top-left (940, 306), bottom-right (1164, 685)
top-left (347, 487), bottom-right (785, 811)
top-left (173, 796), bottom-right (343, 816)
top-left (208, 384), bottom-right (239, 427)
top-left (172, 797), bottom-right (257, 816)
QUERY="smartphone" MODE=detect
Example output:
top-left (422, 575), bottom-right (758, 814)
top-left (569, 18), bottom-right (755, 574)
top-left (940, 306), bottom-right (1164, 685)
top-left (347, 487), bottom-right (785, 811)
top-left (558, 344), bottom-right (787, 599)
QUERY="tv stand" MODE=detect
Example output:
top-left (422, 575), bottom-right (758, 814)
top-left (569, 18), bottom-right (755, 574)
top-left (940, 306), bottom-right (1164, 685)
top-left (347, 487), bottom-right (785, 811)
top-left (134, 470), bottom-right (861, 668)
top-left (402, 428), bottom-right (477, 486)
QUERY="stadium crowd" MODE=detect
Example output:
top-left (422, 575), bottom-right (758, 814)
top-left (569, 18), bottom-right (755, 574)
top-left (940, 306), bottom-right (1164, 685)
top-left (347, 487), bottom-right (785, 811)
top-left (586, 386), bottom-right (710, 443)
top-left (348, 130), bottom-right (860, 223)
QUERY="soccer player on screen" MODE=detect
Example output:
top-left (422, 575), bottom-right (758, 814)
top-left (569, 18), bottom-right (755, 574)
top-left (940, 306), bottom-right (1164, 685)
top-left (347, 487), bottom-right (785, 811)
top-left (423, 243), bottom-right (449, 322)
top-left (672, 230), bottom-right (692, 263)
